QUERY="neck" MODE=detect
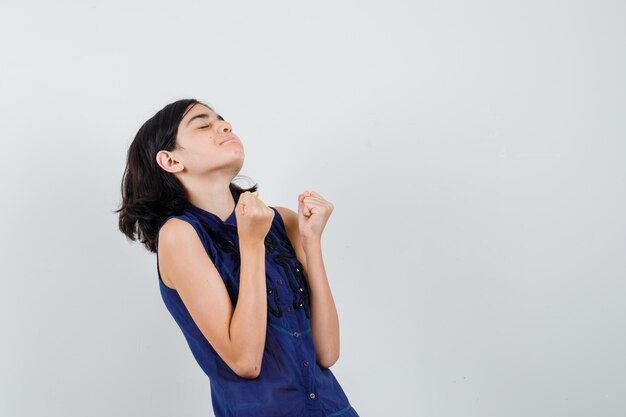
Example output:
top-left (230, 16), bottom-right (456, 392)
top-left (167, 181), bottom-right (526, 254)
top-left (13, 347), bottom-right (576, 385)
top-left (185, 180), bottom-right (235, 221)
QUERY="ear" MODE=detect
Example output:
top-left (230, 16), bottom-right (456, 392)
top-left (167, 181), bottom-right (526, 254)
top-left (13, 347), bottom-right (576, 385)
top-left (155, 150), bottom-right (184, 173)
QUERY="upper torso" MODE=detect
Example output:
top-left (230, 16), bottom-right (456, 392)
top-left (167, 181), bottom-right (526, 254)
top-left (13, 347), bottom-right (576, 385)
top-left (155, 200), bottom-right (359, 417)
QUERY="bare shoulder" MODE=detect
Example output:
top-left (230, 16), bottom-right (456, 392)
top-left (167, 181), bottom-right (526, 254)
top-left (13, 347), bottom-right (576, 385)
top-left (273, 206), bottom-right (297, 232)
top-left (273, 206), bottom-right (308, 273)
top-left (159, 217), bottom-right (193, 240)
top-left (157, 217), bottom-right (200, 289)
top-left (273, 205), bottom-right (293, 224)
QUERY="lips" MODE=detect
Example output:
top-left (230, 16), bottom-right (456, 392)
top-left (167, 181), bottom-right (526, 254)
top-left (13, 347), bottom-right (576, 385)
top-left (220, 136), bottom-right (238, 145)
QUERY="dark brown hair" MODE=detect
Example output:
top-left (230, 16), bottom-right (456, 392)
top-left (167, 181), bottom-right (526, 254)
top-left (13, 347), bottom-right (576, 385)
top-left (114, 98), bottom-right (257, 253)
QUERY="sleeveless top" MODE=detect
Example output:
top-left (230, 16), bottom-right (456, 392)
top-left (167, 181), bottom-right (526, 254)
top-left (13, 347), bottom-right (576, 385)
top-left (155, 200), bottom-right (360, 417)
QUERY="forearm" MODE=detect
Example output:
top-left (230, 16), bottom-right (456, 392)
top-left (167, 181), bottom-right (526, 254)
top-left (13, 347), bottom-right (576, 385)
top-left (303, 238), bottom-right (340, 368)
top-left (230, 241), bottom-right (267, 375)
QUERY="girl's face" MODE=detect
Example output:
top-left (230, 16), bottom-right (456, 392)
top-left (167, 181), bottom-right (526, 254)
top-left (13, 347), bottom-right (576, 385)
top-left (172, 103), bottom-right (244, 176)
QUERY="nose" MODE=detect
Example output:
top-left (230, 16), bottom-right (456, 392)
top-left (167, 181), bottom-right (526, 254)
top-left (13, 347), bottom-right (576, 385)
top-left (218, 120), bottom-right (232, 133)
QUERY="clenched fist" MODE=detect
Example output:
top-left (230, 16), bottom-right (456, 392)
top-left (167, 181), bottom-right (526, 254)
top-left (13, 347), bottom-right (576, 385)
top-left (236, 191), bottom-right (275, 247)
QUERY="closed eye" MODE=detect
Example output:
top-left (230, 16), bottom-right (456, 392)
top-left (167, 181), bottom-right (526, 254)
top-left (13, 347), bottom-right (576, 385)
top-left (199, 115), bottom-right (226, 129)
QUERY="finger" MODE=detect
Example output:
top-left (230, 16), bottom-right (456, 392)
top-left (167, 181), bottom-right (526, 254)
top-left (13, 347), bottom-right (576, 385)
top-left (303, 196), bottom-right (322, 206)
top-left (298, 194), bottom-right (306, 219)
top-left (302, 199), bottom-right (314, 216)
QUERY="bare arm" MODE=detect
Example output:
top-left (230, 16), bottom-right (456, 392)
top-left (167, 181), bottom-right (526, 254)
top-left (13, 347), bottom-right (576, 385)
top-left (302, 239), bottom-right (340, 368)
top-left (229, 239), bottom-right (267, 377)
top-left (275, 206), bottom-right (340, 368)
top-left (158, 219), bottom-right (267, 378)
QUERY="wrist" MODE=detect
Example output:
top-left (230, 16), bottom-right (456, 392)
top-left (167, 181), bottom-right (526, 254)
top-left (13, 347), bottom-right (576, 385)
top-left (302, 237), bottom-right (321, 252)
top-left (239, 239), bottom-right (265, 252)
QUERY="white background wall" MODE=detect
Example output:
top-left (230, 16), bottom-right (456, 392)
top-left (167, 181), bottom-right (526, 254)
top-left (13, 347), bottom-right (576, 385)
top-left (1, 1), bottom-right (625, 416)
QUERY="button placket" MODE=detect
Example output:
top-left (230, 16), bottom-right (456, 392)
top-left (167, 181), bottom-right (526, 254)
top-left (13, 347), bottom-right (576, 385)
top-left (265, 227), bottom-right (318, 408)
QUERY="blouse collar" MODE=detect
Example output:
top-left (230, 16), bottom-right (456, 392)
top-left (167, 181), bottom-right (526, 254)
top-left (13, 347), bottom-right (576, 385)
top-left (184, 201), bottom-right (238, 228)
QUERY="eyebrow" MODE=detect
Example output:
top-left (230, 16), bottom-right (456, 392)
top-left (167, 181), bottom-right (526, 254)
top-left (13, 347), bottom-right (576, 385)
top-left (185, 112), bottom-right (225, 128)
top-left (185, 113), bottom-right (210, 128)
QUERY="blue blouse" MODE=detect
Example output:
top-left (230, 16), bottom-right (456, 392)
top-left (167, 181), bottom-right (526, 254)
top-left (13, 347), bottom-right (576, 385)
top-left (155, 200), bottom-right (360, 417)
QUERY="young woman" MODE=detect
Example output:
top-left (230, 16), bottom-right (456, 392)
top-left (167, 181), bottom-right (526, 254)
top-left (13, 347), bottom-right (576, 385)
top-left (116, 98), bottom-right (360, 417)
